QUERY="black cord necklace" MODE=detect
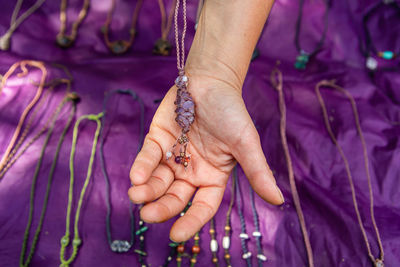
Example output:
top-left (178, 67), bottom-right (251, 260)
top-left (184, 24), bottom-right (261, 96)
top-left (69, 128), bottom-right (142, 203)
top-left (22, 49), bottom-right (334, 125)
top-left (294, 0), bottom-right (330, 70)
top-left (362, 0), bottom-right (400, 71)
top-left (99, 89), bottom-right (145, 253)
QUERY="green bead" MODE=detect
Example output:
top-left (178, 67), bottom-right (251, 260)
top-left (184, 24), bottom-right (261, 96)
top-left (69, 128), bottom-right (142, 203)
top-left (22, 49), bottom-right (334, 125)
top-left (294, 52), bottom-right (309, 70)
top-left (135, 226), bottom-right (149, 235)
top-left (169, 242), bottom-right (179, 247)
top-left (381, 51), bottom-right (394, 60)
top-left (134, 249), bottom-right (147, 256)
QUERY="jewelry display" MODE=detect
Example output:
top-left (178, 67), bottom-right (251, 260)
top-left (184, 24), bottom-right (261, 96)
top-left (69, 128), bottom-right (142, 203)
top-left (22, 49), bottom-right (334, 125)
top-left (153, 0), bottom-right (176, 55)
top-left (0, 0), bottom-right (46, 51)
top-left (57, 0), bottom-right (90, 48)
top-left (165, 0), bottom-right (195, 168)
top-left (250, 188), bottom-right (267, 266)
top-left (234, 166), bottom-right (252, 266)
top-left (270, 65), bottom-right (314, 267)
top-left (99, 89), bottom-right (145, 253)
top-left (315, 80), bottom-right (384, 267)
top-left (102, 0), bottom-right (144, 55)
top-left (362, 0), bottom-right (400, 71)
top-left (294, 0), bottom-right (329, 70)
top-left (20, 91), bottom-right (79, 267)
top-left (59, 112), bottom-right (104, 267)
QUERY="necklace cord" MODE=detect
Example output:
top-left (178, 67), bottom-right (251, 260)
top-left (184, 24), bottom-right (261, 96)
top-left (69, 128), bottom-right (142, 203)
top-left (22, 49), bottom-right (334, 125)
top-left (174, 0), bottom-right (187, 72)
top-left (270, 66), bottom-right (314, 267)
top-left (315, 80), bottom-right (384, 264)
top-left (223, 171), bottom-right (236, 266)
top-left (158, 0), bottom-right (177, 40)
top-left (59, 0), bottom-right (90, 40)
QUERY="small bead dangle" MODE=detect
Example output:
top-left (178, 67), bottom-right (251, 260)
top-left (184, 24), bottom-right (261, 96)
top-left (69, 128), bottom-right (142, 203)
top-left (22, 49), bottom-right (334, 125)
top-left (294, 50), bottom-right (310, 70)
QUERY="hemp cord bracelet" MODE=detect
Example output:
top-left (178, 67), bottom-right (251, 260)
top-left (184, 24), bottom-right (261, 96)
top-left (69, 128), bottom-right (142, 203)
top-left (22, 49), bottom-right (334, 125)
top-left (270, 65), bottom-right (314, 267)
top-left (99, 89), bottom-right (145, 253)
top-left (59, 112), bottom-right (104, 267)
top-left (57, 0), bottom-right (90, 48)
top-left (102, 0), bottom-right (144, 55)
top-left (315, 80), bottom-right (384, 267)
top-left (20, 93), bottom-right (79, 267)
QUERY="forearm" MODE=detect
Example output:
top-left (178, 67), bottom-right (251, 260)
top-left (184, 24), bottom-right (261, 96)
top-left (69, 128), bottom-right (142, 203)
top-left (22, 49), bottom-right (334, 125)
top-left (186, 0), bottom-right (275, 90)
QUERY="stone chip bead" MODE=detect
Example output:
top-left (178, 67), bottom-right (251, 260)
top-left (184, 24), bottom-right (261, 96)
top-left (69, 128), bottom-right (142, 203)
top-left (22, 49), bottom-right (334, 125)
top-left (210, 239), bottom-right (218, 252)
top-left (166, 151), bottom-right (172, 160)
top-left (222, 236), bottom-right (230, 249)
top-left (257, 254), bottom-right (267, 261)
top-left (175, 75), bottom-right (188, 87)
top-left (111, 240), bottom-right (131, 252)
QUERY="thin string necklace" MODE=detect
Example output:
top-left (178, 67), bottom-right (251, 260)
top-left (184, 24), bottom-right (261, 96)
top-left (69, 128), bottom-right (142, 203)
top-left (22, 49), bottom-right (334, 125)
top-left (250, 188), bottom-right (267, 265)
top-left (57, 0), bottom-right (90, 48)
top-left (165, 0), bottom-right (195, 168)
top-left (270, 65), bottom-right (314, 267)
top-left (362, 0), bottom-right (400, 72)
top-left (0, 0), bottom-right (46, 51)
top-left (208, 217), bottom-right (219, 267)
top-left (294, 0), bottom-right (330, 70)
top-left (102, 0), bottom-right (144, 55)
top-left (20, 92), bottom-right (79, 267)
top-left (153, 0), bottom-right (177, 56)
top-left (0, 79), bottom-right (74, 179)
top-left (0, 61), bottom-right (47, 178)
top-left (99, 89), bottom-right (145, 253)
top-left (315, 80), bottom-right (384, 267)
top-left (222, 172), bottom-right (236, 267)
top-left (234, 165), bottom-right (252, 266)
top-left (59, 112), bottom-right (104, 267)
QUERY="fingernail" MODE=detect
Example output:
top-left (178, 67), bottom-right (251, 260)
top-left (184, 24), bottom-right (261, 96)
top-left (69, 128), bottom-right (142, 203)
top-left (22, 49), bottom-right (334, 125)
top-left (276, 185), bottom-right (285, 204)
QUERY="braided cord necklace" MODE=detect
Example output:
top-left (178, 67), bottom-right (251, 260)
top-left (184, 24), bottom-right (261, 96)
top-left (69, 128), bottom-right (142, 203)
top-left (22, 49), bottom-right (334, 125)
top-left (250, 188), bottom-right (267, 265)
top-left (59, 112), bottom-right (104, 267)
top-left (0, 0), bottom-right (46, 51)
top-left (222, 171), bottom-right (236, 267)
top-left (234, 165), bottom-right (252, 266)
top-left (315, 80), bottom-right (384, 267)
top-left (99, 89), bottom-right (145, 253)
top-left (270, 65), bottom-right (314, 267)
top-left (165, 0), bottom-right (195, 167)
top-left (208, 217), bottom-right (219, 267)
top-left (0, 61), bottom-right (47, 177)
top-left (154, 0), bottom-right (176, 56)
top-left (20, 92), bottom-right (79, 267)
top-left (57, 0), bottom-right (90, 48)
top-left (0, 79), bottom-right (74, 180)
top-left (102, 0), bottom-right (144, 55)
top-left (362, 0), bottom-right (400, 71)
top-left (294, 0), bottom-right (330, 70)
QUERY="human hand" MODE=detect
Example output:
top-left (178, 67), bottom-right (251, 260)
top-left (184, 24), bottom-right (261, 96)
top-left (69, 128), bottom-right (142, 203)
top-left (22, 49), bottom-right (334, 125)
top-left (128, 70), bottom-right (284, 242)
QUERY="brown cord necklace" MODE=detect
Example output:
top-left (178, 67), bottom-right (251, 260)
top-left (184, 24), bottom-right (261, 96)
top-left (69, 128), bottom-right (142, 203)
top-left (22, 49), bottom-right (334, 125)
top-left (315, 80), bottom-right (384, 267)
top-left (102, 0), bottom-right (144, 55)
top-left (153, 0), bottom-right (177, 56)
top-left (57, 0), bottom-right (90, 48)
top-left (270, 65), bottom-right (314, 267)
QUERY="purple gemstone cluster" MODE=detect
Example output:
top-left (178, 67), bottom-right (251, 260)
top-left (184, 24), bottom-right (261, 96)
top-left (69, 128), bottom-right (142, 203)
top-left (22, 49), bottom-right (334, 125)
top-left (174, 75), bottom-right (195, 133)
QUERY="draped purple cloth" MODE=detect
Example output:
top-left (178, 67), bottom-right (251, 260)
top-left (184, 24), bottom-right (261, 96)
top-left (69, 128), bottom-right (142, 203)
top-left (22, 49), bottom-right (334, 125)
top-left (0, 0), bottom-right (399, 266)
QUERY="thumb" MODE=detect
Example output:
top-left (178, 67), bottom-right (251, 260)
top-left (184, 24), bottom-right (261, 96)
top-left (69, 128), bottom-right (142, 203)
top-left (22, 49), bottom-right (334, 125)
top-left (232, 123), bottom-right (284, 205)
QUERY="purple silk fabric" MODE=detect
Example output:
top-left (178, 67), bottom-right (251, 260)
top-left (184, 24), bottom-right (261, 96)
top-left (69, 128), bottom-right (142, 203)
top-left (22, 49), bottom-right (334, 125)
top-left (0, 0), bottom-right (399, 266)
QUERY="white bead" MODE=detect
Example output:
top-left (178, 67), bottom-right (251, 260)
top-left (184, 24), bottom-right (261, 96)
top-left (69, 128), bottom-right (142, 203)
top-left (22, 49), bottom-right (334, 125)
top-left (210, 239), bottom-right (218, 252)
top-left (239, 233), bottom-right (249, 239)
top-left (257, 254), bottom-right (267, 261)
top-left (182, 75), bottom-right (188, 82)
top-left (166, 151), bottom-right (172, 159)
top-left (180, 212), bottom-right (185, 217)
top-left (140, 236), bottom-right (144, 241)
top-left (222, 236), bottom-right (230, 249)
top-left (366, 57), bottom-right (377, 70)
top-left (242, 252), bottom-right (252, 259)
top-left (252, 231), bottom-right (261, 237)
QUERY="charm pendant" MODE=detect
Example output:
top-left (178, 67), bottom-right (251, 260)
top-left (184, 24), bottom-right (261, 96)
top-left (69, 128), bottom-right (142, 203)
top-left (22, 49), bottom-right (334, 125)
top-left (153, 38), bottom-right (172, 56)
top-left (0, 34), bottom-right (11, 51)
top-left (110, 40), bottom-right (130, 55)
top-left (56, 34), bottom-right (74, 48)
top-left (110, 240), bottom-right (131, 253)
top-left (166, 73), bottom-right (195, 168)
top-left (375, 259), bottom-right (384, 267)
top-left (294, 50), bottom-right (310, 70)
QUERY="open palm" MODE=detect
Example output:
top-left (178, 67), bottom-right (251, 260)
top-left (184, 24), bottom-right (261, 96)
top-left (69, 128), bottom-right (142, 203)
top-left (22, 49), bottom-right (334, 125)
top-left (128, 75), bottom-right (283, 242)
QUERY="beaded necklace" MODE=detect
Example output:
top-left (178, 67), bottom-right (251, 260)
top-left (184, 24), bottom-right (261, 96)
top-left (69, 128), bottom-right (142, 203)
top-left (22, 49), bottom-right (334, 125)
top-left (294, 0), bottom-right (330, 70)
top-left (57, 0), bottom-right (90, 48)
top-left (208, 218), bottom-right (219, 267)
top-left (362, 0), bottom-right (400, 72)
top-left (0, 61), bottom-right (47, 178)
top-left (59, 112), bottom-right (104, 267)
top-left (135, 214), bottom-right (149, 267)
top-left (315, 80), bottom-right (384, 267)
top-left (20, 91), bottom-right (79, 267)
top-left (250, 188), bottom-right (267, 265)
top-left (0, 0), bottom-right (46, 51)
top-left (99, 89), bottom-right (145, 253)
top-left (234, 166), bottom-right (252, 266)
top-left (165, 0), bottom-right (195, 167)
top-left (222, 172), bottom-right (236, 267)
top-left (270, 65), bottom-right (314, 267)
top-left (154, 0), bottom-right (176, 56)
top-left (102, 0), bottom-right (144, 55)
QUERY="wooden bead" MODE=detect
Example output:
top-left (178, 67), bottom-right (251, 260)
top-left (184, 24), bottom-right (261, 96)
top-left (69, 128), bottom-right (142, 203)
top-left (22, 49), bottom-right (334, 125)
top-left (177, 244), bottom-right (185, 253)
top-left (224, 226), bottom-right (231, 231)
top-left (191, 258), bottom-right (197, 264)
top-left (183, 161), bottom-right (188, 167)
top-left (194, 235), bottom-right (200, 241)
top-left (224, 254), bottom-right (231, 259)
top-left (176, 257), bottom-right (182, 262)
top-left (209, 229), bottom-right (215, 234)
top-left (212, 257), bottom-right (218, 263)
top-left (192, 245), bottom-right (200, 254)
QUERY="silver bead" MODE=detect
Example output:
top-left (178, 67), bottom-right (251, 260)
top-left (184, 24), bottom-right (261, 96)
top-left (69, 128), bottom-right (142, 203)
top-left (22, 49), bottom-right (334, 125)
top-left (366, 57), bottom-right (378, 71)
